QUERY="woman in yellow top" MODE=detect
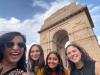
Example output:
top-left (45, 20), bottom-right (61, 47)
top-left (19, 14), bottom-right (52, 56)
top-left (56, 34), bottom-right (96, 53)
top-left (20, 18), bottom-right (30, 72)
top-left (27, 44), bottom-right (45, 75)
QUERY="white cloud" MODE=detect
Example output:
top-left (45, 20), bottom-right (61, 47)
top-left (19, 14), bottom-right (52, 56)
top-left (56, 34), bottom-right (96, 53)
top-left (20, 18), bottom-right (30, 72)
top-left (32, 0), bottom-right (73, 22)
top-left (89, 5), bottom-right (100, 15)
top-left (0, 17), bottom-right (20, 25)
top-left (32, 0), bottom-right (50, 10)
top-left (0, 18), bottom-right (21, 31)
top-left (44, 0), bottom-right (72, 19)
top-left (88, 5), bottom-right (100, 39)
top-left (0, 17), bottom-right (40, 45)
top-left (9, 17), bottom-right (20, 24)
top-left (97, 36), bottom-right (100, 44)
top-left (89, 5), bottom-right (100, 21)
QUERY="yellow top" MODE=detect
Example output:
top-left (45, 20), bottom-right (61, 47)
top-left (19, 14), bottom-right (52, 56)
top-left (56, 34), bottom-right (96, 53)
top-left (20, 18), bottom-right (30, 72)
top-left (35, 67), bottom-right (70, 75)
top-left (64, 67), bottom-right (70, 75)
top-left (36, 67), bottom-right (44, 75)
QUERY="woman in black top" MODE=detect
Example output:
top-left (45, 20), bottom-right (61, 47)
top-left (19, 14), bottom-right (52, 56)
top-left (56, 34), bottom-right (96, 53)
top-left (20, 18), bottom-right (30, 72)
top-left (65, 43), bottom-right (100, 75)
top-left (0, 32), bottom-right (27, 75)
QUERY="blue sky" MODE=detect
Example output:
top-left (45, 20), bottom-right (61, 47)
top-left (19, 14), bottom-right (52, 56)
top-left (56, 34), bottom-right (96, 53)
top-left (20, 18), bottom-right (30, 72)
top-left (0, 0), bottom-right (100, 48)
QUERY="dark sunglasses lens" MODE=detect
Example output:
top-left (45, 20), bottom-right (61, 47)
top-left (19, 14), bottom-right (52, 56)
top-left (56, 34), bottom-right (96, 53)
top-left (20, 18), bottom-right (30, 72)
top-left (5, 42), bottom-right (13, 48)
top-left (18, 43), bottom-right (25, 48)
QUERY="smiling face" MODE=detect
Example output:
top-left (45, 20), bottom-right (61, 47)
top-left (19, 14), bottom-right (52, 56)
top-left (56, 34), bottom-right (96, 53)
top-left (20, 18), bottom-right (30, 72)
top-left (30, 46), bottom-right (41, 61)
top-left (4, 36), bottom-right (24, 64)
top-left (47, 53), bottom-right (59, 69)
top-left (66, 46), bottom-right (82, 64)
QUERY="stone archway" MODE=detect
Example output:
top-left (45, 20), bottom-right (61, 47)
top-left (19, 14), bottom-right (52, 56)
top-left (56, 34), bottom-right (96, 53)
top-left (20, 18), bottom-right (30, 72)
top-left (39, 3), bottom-right (100, 64)
top-left (52, 30), bottom-right (69, 65)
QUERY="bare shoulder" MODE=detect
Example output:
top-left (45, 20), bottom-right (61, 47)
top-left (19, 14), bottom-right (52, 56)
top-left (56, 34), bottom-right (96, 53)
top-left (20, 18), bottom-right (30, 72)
top-left (95, 62), bottom-right (100, 68)
top-left (22, 72), bottom-right (30, 75)
top-left (95, 62), bottom-right (100, 75)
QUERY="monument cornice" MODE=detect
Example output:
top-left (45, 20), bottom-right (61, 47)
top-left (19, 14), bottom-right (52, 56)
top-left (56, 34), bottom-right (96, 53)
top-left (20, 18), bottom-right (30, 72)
top-left (38, 6), bottom-right (94, 33)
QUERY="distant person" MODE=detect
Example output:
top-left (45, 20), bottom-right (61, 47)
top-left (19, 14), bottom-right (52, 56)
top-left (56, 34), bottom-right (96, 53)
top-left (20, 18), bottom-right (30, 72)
top-left (65, 43), bottom-right (100, 75)
top-left (27, 44), bottom-right (45, 75)
top-left (44, 51), bottom-right (69, 75)
top-left (0, 32), bottom-right (27, 75)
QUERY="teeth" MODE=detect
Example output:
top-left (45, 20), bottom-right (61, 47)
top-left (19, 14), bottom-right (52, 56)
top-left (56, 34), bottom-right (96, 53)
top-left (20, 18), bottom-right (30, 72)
top-left (11, 53), bottom-right (19, 55)
top-left (72, 55), bottom-right (77, 59)
top-left (73, 57), bottom-right (76, 59)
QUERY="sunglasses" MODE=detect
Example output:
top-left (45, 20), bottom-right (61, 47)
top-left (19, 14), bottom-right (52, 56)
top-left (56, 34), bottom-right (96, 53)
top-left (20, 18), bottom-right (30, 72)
top-left (5, 42), bottom-right (25, 48)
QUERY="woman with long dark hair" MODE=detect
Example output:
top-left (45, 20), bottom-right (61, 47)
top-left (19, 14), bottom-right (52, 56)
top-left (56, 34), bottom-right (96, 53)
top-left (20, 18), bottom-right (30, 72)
top-left (27, 44), bottom-right (45, 75)
top-left (0, 32), bottom-right (27, 75)
top-left (65, 43), bottom-right (100, 75)
top-left (45, 51), bottom-right (68, 75)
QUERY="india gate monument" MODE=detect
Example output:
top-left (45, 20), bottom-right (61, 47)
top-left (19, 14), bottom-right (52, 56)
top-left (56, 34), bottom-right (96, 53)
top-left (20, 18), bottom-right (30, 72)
top-left (38, 3), bottom-right (100, 65)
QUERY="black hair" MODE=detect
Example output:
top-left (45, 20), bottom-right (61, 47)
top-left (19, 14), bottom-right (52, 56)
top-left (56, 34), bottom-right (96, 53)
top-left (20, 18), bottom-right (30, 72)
top-left (0, 32), bottom-right (26, 71)
top-left (65, 43), bottom-right (94, 70)
top-left (45, 51), bottom-right (65, 75)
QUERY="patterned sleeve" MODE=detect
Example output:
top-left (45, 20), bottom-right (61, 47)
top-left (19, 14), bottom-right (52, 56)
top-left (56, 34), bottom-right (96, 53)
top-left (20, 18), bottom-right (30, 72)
top-left (8, 69), bottom-right (24, 75)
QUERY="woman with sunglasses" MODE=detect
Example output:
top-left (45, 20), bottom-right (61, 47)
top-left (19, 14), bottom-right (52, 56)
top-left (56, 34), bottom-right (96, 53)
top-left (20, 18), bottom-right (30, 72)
top-left (27, 44), bottom-right (45, 75)
top-left (65, 43), bottom-right (100, 75)
top-left (0, 32), bottom-right (27, 75)
top-left (44, 51), bottom-right (69, 75)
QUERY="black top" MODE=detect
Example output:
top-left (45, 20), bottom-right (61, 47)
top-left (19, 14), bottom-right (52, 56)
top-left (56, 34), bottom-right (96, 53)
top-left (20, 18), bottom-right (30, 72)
top-left (71, 61), bottom-right (95, 75)
top-left (2, 67), bottom-right (24, 75)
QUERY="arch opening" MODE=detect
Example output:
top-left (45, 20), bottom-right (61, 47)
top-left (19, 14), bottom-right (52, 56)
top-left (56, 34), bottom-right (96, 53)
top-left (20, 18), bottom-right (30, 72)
top-left (53, 30), bottom-right (69, 65)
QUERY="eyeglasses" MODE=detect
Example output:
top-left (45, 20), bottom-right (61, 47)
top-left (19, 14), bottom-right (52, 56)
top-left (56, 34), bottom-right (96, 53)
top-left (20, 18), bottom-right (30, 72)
top-left (5, 42), bottom-right (25, 48)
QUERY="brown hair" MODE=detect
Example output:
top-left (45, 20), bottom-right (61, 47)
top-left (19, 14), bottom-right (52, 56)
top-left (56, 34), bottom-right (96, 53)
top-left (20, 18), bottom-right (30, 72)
top-left (27, 44), bottom-right (45, 72)
top-left (65, 43), bottom-right (94, 70)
